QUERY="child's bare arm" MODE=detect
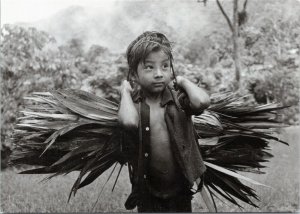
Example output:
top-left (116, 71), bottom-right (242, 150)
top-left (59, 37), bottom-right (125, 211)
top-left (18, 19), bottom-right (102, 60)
top-left (176, 76), bottom-right (210, 114)
top-left (118, 80), bottom-right (139, 129)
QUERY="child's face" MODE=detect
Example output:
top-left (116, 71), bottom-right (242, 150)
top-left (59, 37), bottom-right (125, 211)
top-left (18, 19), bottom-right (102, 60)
top-left (135, 49), bottom-right (172, 95)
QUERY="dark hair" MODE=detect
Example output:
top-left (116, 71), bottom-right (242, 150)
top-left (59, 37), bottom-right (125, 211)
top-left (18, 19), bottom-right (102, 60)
top-left (126, 31), bottom-right (174, 80)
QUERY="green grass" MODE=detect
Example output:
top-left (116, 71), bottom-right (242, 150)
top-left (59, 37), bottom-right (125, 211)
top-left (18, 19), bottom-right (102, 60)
top-left (1, 127), bottom-right (299, 212)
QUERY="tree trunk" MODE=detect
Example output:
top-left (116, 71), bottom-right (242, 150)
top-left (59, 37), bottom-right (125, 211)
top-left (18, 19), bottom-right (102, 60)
top-left (232, 0), bottom-right (241, 90)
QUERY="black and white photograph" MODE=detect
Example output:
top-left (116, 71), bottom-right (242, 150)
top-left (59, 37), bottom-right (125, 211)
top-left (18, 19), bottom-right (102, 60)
top-left (1, 0), bottom-right (299, 212)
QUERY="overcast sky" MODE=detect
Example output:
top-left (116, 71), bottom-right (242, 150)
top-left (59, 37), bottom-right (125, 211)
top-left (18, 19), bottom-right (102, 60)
top-left (1, 0), bottom-right (116, 26)
top-left (2, 0), bottom-right (300, 26)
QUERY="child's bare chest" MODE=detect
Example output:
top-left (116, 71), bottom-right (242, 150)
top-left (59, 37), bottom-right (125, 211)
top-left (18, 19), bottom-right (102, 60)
top-left (148, 104), bottom-right (176, 176)
top-left (149, 103), bottom-right (169, 149)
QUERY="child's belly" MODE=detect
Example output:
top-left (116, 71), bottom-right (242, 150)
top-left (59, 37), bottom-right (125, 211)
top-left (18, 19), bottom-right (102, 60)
top-left (149, 137), bottom-right (177, 182)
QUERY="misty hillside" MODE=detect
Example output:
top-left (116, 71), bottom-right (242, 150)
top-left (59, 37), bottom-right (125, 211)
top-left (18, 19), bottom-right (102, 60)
top-left (18, 0), bottom-right (299, 52)
top-left (18, 1), bottom-right (227, 51)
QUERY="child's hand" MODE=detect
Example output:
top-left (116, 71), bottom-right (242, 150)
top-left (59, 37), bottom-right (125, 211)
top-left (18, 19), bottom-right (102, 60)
top-left (120, 80), bottom-right (133, 95)
top-left (175, 75), bottom-right (185, 88)
top-left (172, 75), bottom-right (186, 91)
top-left (174, 75), bottom-right (188, 97)
top-left (173, 75), bottom-right (210, 114)
top-left (118, 80), bottom-right (139, 129)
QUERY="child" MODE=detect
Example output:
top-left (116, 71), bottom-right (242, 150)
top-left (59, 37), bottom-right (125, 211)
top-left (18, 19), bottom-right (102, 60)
top-left (118, 31), bottom-right (210, 212)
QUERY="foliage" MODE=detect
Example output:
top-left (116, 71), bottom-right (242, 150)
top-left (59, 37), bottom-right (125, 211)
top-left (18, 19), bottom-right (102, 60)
top-left (241, 2), bottom-right (300, 124)
top-left (174, 1), bottom-right (300, 125)
top-left (1, 25), bottom-right (57, 145)
top-left (0, 25), bottom-right (127, 146)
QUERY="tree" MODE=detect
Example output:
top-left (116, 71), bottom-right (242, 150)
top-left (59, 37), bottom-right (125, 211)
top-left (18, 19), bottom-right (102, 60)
top-left (199, 0), bottom-right (248, 89)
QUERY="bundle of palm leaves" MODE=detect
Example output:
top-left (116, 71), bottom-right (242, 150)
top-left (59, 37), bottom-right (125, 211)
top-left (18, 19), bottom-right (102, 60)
top-left (10, 89), bottom-right (288, 210)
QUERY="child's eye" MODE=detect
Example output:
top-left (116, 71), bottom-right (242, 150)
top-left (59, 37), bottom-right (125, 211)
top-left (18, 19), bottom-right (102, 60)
top-left (162, 64), bottom-right (170, 69)
top-left (144, 65), bottom-right (153, 70)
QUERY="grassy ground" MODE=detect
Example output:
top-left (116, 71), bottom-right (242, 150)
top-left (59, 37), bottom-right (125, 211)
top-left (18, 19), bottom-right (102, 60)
top-left (1, 126), bottom-right (299, 212)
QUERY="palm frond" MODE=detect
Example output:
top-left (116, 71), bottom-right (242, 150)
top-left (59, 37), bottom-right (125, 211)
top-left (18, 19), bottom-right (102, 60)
top-left (10, 90), bottom-right (290, 210)
top-left (204, 161), bottom-right (269, 187)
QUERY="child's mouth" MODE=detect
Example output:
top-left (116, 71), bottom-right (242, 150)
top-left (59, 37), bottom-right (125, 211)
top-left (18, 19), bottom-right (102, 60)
top-left (152, 82), bottom-right (165, 87)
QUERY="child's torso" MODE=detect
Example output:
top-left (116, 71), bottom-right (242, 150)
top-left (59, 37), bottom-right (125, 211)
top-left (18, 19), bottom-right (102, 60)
top-left (146, 100), bottom-right (185, 198)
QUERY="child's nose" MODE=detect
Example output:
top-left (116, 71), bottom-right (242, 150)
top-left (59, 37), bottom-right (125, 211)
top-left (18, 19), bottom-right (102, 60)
top-left (154, 68), bottom-right (163, 78)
